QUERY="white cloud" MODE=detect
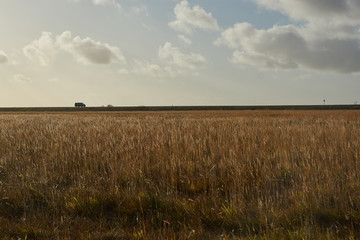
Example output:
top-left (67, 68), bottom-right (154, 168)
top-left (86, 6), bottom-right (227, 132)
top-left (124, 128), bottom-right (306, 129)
top-left (216, 0), bottom-right (360, 73)
top-left (130, 60), bottom-right (179, 78)
top-left (169, 0), bottom-right (220, 34)
top-left (216, 22), bottom-right (360, 73)
top-left (159, 42), bottom-right (207, 69)
top-left (12, 74), bottom-right (32, 83)
top-left (142, 23), bottom-right (152, 31)
top-left (118, 68), bottom-right (130, 75)
top-left (93, 0), bottom-right (122, 9)
top-left (231, 50), bottom-right (298, 69)
top-left (56, 31), bottom-right (126, 65)
top-left (217, 0), bottom-right (360, 74)
top-left (118, 60), bottom-right (181, 78)
top-left (131, 61), bottom-right (166, 77)
top-left (23, 32), bottom-right (57, 66)
top-left (0, 51), bottom-right (8, 64)
top-left (132, 5), bottom-right (148, 16)
top-left (23, 31), bottom-right (126, 66)
top-left (177, 34), bottom-right (192, 45)
top-left (92, 0), bottom-right (110, 5)
top-left (70, 0), bottom-right (122, 9)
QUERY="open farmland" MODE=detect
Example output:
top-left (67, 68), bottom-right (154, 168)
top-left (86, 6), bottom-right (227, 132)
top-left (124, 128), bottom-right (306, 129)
top-left (0, 111), bottom-right (359, 239)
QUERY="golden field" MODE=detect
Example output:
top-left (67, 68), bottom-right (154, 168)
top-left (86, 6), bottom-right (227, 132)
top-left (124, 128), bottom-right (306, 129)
top-left (0, 110), bottom-right (359, 239)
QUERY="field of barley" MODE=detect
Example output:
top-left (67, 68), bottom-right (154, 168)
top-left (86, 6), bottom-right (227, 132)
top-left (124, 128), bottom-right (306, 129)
top-left (0, 110), bottom-right (359, 239)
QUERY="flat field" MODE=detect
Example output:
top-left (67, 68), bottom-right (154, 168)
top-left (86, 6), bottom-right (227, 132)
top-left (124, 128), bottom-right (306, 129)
top-left (0, 110), bottom-right (359, 239)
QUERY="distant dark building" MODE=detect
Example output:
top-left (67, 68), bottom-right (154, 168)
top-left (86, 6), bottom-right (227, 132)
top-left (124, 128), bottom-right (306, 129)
top-left (75, 102), bottom-right (86, 107)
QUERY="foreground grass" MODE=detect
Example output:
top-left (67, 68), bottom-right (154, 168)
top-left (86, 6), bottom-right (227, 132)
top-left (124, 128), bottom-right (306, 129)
top-left (0, 110), bottom-right (359, 239)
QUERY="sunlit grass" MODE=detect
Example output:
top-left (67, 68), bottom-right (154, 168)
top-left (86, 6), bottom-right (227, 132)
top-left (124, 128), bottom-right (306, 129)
top-left (0, 110), bottom-right (359, 239)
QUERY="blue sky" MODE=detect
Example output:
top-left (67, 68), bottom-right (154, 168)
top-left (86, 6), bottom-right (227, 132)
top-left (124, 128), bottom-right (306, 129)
top-left (0, 0), bottom-right (359, 107)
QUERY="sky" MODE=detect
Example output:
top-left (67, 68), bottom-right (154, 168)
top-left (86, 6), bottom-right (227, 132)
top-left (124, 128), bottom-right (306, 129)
top-left (0, 0), bottom-right (360, 107)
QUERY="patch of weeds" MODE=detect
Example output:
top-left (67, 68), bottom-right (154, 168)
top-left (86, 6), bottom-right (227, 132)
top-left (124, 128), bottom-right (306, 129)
top-left (221, 201), bottom-right (238, 218)
top-left (9, 225), bottom-right (39, 240)
top-left (132, 229), bottom-right (145, 240)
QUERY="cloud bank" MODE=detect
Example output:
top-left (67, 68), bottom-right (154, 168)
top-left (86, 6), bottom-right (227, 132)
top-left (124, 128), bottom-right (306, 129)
top-left (169, 0), bottom-right (219, 34)
top-left (57, 31), bottom-right (126, 65)
top-left (253, 0), bottom-right (360, 24)
top-left (216, 0), bottom-right (360, 73)
top-left (23, 31), bottom-right (126, 66)
top-left (22, 32), bottom-right (204, 78)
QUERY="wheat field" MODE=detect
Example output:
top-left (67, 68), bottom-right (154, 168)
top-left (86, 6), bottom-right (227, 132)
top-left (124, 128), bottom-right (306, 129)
top-left (0, 110), bottom-right (359, 239)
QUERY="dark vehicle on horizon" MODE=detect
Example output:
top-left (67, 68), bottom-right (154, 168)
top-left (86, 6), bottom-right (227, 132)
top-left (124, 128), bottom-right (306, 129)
top-left (75, 102), bottom-right (86, 107)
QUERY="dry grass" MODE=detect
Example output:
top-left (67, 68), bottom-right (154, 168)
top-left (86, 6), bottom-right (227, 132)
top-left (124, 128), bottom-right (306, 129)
top-left (0, 110), bottom-right (359, 239)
